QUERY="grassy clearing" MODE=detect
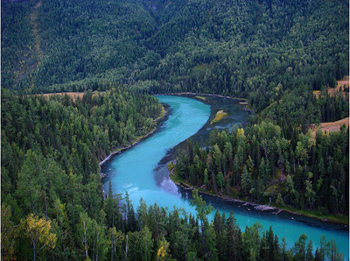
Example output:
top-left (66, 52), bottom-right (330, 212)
top-left (314, 76), bottom-right (349, 99)
top-left (310, 117), bottom-right (349, 137)
top-left (319, 117), bottom-right (349, 130)
top-left (195, 96), bottom-right (206, 101)
top-left (328, 76), bottom-right (349, 97)
top-left (211, 110), bottom-right (228, 124)
top-left (234, 97), bottom-right (248, 101)
top-left (41, 92), bottom-right (86, 102)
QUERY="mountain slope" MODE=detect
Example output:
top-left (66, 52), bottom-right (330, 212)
top-left (2, 0), bottom-right (348, 111)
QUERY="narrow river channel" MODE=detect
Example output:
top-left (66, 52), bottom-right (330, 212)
top-left (103, 95), bottom-right (349, 259)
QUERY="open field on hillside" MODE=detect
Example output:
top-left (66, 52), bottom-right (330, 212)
top-left (330, 76), bottom-right (349, 94)
top-left (311, 117), bottom-right (349, 137)
top-left (314, 76), bottom-right (349, 98)
top-left (40, 92), bottom-right (85, 102)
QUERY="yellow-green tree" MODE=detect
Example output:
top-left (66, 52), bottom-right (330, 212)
top-left (157, 237), bottom-right (172, 261)
top-left (21, 214), bottom-right (57, 261)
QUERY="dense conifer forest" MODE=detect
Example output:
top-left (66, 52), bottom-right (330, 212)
top-left (175, 121), bottom-right (349, 217)
top-left (2, 0), bottom-right (349, 102)
top-left (1, 0), bottom-right (349, 260)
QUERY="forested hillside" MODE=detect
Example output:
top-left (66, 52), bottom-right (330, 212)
top-left (1, 0), bottom-right (349, 260)
top-left (1, 89), bottom-right (161, 259)
top-left (2, 90), bottom-right (344, 260)
top-left (2, 0), bottom-right (348, 112)
top-left (2, 88), bottom-right (161, 199)
top-left (175, 121), bottom-right (349, 218)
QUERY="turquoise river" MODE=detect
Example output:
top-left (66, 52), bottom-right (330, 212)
top-left (103, 95), bottom-right (349, 259)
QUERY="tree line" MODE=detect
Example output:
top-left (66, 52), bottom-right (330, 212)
top-left (1, 88), bottom-right (161, 259)
top-left (175, 120), bottom-right (349, 217)
top-left (2, 0), bottom-right (348, 112)
top-left (2, 88), bottom-right (344, 260)
top-left (2, 185), bottom-right (343, 260)
top-left (1, 0), bottom-right (348, 259)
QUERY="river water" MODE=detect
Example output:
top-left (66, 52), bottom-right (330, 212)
top-left (103, 95), bottom-right (349, 258)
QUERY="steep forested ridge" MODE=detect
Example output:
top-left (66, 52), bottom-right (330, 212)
top-left (1, 0), bottom-right (349, 260)
top-left (2, 0), bottom-right (349, 112)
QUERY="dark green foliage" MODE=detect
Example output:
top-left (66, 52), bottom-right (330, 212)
top-left (2, 0), bottom-right (348, 108)
top-left (1, 0), bottom-right (348, 259)
top-left (105, 181), bottom-right (123, 231)
top-left (176, 121), bottom-right (349, 215)
top-left (1, 88), bottom-right (161, 260)
top-left (1, 0), bottom-right (36, 90)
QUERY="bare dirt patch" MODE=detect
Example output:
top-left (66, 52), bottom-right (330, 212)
top-left (41, 92), bottom-right (85, 102)
top-left (311, 117), bottom-right (349, 137)
top-left (314, 76), bottom-right (349, 99)
top-left (328, 76), bottom-right (349, 97)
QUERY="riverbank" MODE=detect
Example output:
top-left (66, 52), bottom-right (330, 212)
top-left (164, 92), bottom-right (255, 114)
top-left (100, 94), bottom-right (348, 258)
top-left (168, 161), bottom-right (349, 227)
top-left (99, 104), bottom-right (168, 177)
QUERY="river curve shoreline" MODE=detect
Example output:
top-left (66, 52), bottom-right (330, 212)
top-left (168, 161), bottom-right (349, 228)
top-left (99, 94), bottom-right (348, 228)
top-left (99, 104), bottom-right (169, 177)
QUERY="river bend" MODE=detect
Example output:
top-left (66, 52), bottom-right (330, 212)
top-left (103, 95), bottom-right (349, 259)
